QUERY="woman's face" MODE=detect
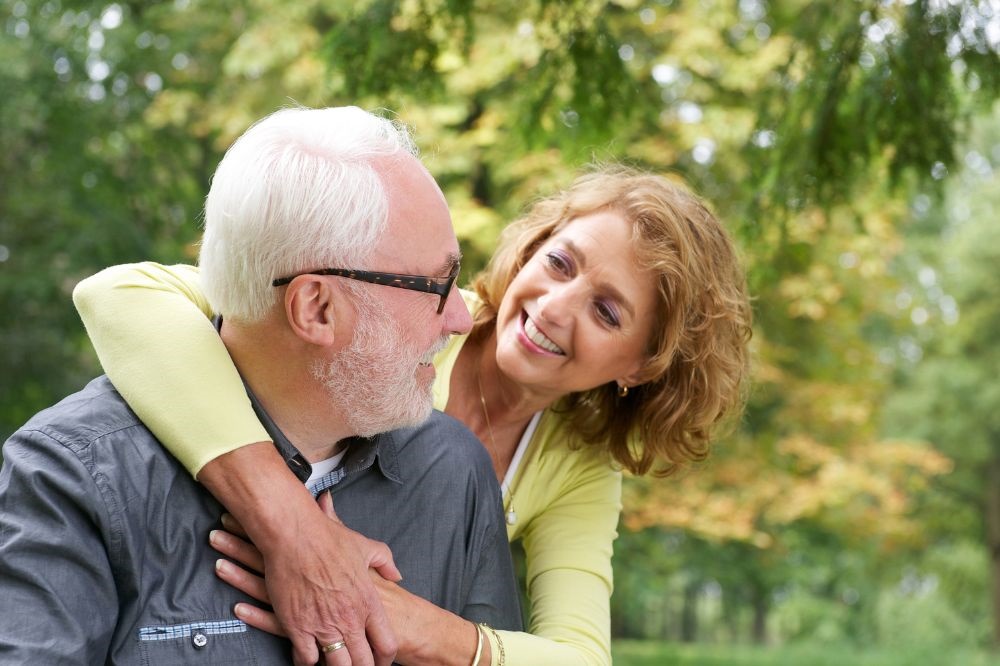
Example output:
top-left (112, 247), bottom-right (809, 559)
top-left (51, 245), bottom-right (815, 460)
top-left (494, 209), bottom-right (659, 397)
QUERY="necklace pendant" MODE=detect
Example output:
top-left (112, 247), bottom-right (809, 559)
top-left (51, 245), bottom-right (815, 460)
top-left (505, 508), bottom-right (517, 525)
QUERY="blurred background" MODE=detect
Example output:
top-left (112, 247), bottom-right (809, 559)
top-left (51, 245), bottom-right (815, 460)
top-left (2, 1), bottom-right (999, 664)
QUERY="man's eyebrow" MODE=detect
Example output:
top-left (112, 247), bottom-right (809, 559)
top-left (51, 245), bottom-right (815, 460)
top-left (437, 252), bottom-right (462, 275)
top-left (562, 239), bottom-right (636, 320)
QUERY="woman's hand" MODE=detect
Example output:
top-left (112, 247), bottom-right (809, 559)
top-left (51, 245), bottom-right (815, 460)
top-left (209, 525), bottom-right (282, 632)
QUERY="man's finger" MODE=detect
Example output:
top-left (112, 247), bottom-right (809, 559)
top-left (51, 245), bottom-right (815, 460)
top-left (365, 600), bottom-right (399, 666)
top-left (288, 631), bottom-right (320, 666)
top-left (333, 629), bottom-right (374, 666)
top-left (319, 642), bottom-right (352, 666)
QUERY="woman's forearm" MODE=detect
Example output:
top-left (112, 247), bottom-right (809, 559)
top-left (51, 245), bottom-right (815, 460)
top-left (198, 442), bottom-right (313, 545)
top-left (373, 577), bottom-right (489, 666)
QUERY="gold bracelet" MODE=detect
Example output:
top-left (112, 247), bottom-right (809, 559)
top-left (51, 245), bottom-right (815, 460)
top-left (470, 622), bottom-right (484, 666)
top-left (479, 624), bottom-right (505, 666)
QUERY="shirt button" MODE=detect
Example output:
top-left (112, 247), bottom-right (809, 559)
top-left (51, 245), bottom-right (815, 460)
top-left (192, 632), bottom-right (208, 649)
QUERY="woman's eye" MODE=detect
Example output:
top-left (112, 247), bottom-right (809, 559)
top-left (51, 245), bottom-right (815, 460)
top-left (545, 250), bottom-right (573, 275)
top-left (595, 301), bottom-right (621, 328)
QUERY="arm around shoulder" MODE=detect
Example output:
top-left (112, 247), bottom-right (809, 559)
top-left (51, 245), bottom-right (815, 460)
top-left (72, 261), bottom-right (269, 476)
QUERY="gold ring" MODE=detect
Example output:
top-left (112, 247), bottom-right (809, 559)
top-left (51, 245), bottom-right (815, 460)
top-left (321, 640), bottom-right (347, 653)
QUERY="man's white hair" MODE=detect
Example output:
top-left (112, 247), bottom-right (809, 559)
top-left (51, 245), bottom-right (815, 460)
top-left (199, 106), bottom-right (418, 322)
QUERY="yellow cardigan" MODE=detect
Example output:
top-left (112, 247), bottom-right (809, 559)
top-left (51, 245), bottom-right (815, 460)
top-left (74, 262), bottom-right (621, 666)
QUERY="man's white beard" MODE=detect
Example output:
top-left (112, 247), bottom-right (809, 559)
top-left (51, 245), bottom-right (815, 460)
top-left (311, 295), bottom-right (446, 438)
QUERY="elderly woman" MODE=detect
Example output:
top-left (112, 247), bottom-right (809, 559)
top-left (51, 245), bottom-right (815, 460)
top-left (73, 165), bottom-right (752, 666)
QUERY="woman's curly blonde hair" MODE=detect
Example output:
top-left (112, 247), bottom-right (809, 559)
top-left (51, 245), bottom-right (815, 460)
top-left (469, 165), bottom-right (753, 476)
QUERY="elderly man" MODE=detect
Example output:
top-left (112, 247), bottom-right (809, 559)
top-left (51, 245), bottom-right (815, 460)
top-left (0, 107), bottom-right (520, 665)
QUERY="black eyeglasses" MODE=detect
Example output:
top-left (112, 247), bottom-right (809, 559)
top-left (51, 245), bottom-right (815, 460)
top-left (272, 262), bottom-right (460, 314)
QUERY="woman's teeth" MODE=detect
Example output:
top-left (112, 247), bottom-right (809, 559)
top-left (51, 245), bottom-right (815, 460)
top-left (524, 316), bottom-right (565, 355)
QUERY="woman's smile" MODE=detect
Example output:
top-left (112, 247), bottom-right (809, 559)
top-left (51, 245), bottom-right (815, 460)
top-left (519, 311), bottom-right (565, 356)
top-left (494, 209), bottom-right (658, 396)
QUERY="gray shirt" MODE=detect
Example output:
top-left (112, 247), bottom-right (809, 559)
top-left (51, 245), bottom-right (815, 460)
top-left (0, 375), bottom-right (521, 664)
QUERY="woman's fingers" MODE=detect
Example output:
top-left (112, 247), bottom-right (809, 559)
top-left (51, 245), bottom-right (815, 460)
top-left (215, 558), bottom-right (271, 604)
top-left (318, 491), bottom-right (341, 523)
top-left (210, 529), bottom-right (265, 573)
top-left (220, 512), bottom-right (249, 538)
top-left (233, 602), bottom-right (285, 636)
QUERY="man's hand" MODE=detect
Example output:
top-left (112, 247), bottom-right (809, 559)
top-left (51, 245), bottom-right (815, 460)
top-left (214, 510), bottom-right (400, 665)
top-left (215, 493), bottom-right (483, 666)
top-left (260, 515), bottom-right (399, 666)
top-left (199, 443), bottom-right (400, 666)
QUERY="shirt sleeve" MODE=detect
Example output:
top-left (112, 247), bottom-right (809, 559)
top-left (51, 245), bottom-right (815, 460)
top-left (0, 428), bottom-right (119, 663)
top-left (487, 449), bottom-right (622, 666)
top-left (72, 262), bottom-right (269, 477)
top-left (458, 489), bottom-right (524, 632)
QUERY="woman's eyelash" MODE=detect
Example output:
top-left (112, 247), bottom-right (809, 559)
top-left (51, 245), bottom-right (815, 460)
top-left (546, 250), bottom-right (572, 273)
top-left (595, 301), bottom-right (621, 327)
top-left (545, 250), bottom-right (621, 327)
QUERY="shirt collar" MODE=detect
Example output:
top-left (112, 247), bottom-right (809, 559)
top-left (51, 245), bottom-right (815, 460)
top-left (212, 316), bottom-right (402, 485)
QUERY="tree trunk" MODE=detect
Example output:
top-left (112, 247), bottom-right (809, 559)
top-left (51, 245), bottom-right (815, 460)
top-left (680, 581), bottom-right (699, 643)
top-left (659, 588), bottom-right (672, 641)
top-left (986, 455), bottom-right (1000, 649)
top-left (721, 586), bottom-right (739, 643)
top-left (751, 583), bottom-right (768, 645)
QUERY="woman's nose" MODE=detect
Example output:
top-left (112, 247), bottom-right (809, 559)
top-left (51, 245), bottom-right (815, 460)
top-left (536, 284), bottom-right (579, 328)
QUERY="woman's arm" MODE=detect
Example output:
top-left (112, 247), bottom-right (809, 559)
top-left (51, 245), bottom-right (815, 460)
top-left (495, 445), bottom-right (623, 666)
top-left (72, 262), bottom-right (400, 666)
top-left (73, 262), bottom-right (267, 474)
top-left (213, 456), bottom-right (621, 666)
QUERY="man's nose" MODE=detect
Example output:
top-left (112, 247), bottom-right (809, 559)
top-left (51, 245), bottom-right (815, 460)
top-left (441, 287), bottom-right (473, 335)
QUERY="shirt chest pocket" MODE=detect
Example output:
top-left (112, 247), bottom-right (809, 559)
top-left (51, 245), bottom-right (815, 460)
top-left (138, 619), bottom-right (259, 665)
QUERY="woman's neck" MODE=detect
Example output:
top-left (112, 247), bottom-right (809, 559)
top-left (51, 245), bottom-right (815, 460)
top-left (472, 333), bottom-right (558, 426)
top-left (447, 332), bottom-right (558, 480)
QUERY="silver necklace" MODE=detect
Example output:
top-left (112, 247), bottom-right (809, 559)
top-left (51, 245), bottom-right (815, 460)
top-left (477, 368), bottom-right (517, 526)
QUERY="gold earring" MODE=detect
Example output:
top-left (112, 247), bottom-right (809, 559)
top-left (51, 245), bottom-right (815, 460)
top-left (617, 384), bottom-right (629, 398)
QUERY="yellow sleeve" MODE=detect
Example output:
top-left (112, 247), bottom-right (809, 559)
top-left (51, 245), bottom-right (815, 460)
top-left (72, 262), bottom-right (270, 477)
top-left (489, 426), bottom-right (621, 666)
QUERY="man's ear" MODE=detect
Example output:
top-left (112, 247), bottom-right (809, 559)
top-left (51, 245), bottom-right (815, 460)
top-left (283, 276), bottom-right (348, 348)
